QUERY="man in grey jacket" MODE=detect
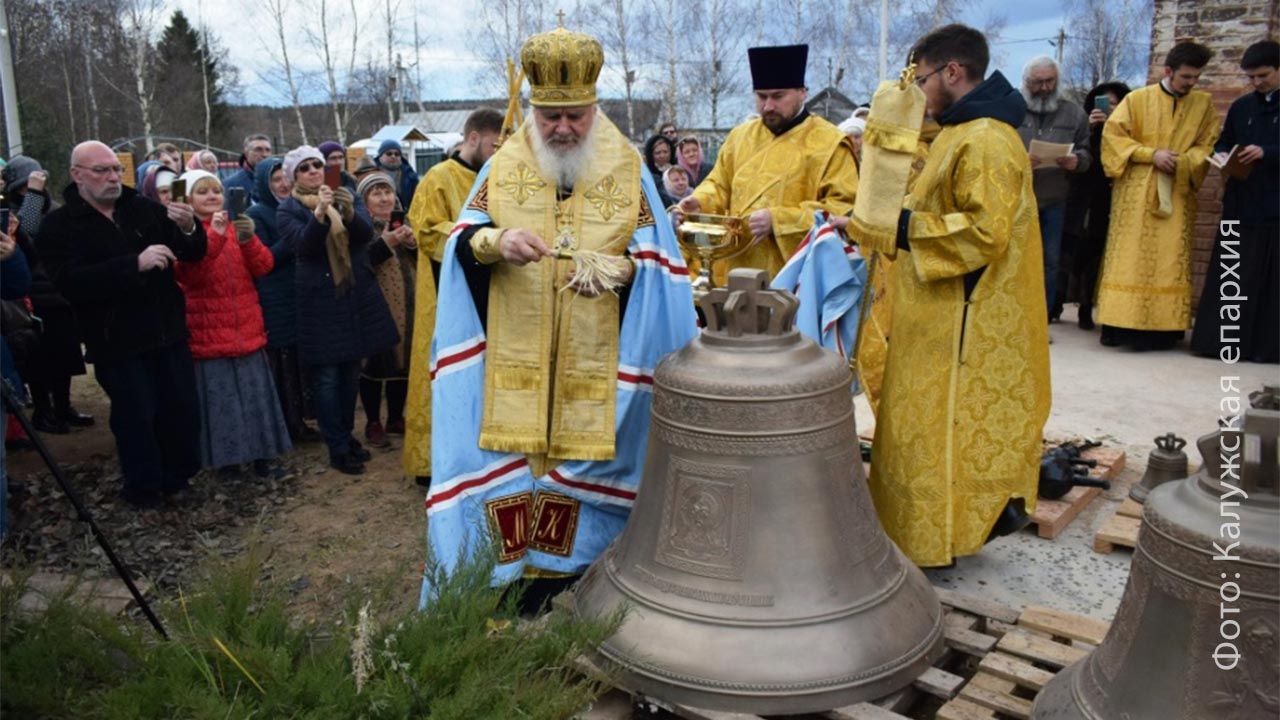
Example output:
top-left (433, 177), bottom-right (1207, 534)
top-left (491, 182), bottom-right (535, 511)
top-left (1017, 56), bottom-right (1090, 322)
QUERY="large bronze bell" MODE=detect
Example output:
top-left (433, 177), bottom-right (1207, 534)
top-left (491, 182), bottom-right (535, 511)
top-left (574, 270), bottom-right (945, 714)
top-left (1129, 432), bottom-right (1189, 503)
top-left (1032, 394), bottom-right (1280, 719)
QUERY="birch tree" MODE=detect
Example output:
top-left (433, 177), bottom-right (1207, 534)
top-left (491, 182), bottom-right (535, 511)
top-left (261, 0), bottom-right (309, 144)
top-left (309, 0), bottom-right (361, 143)
top-left (120, 0), bottom-right (163, 151)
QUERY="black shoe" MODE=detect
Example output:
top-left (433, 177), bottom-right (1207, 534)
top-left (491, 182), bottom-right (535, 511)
top-left (348, 439), bottom-right (373, 463)
top-left (1078, 306), bottom-right (1095, 330)
top-left (415, 475), bottom-right (431, 488)
top-left (329, 454), bottom-right (365, 475)
top-left (161, 477), bottom-right (192, 496)
top-left (985, 500), bottom-right (1031, 542)
top-left (62, 409), bottom-right (95, 427)
top-left (32, 413), bottom-right (70, 435)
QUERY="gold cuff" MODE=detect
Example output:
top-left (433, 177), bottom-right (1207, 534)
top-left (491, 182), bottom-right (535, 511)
top-left (470, 227), bottom-right (505, 264)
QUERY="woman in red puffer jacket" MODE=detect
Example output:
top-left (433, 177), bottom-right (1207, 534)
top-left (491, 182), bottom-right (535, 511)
top-left (175, 170), bottom-right (292, 478)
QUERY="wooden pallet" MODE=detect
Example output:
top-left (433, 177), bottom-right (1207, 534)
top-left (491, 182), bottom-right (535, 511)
top-left (934, 600), bottom-right (1110, 720)
top-left (1091, 496), bottom-right (1143, 554)
top-left (574, 589), bottom-right (1111, 720)
top-left (1028, 446), bottom-right (1126, 539)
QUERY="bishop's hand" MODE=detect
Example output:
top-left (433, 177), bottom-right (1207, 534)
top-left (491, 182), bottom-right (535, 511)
top-left (499, 228), bottom-right (554, 266)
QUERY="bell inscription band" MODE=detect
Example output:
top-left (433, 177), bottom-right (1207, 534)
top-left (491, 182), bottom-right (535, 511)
top-left (1032, 393), bottom-right (1280, 719)
top-left (574, 269), bottom-right (945, 714)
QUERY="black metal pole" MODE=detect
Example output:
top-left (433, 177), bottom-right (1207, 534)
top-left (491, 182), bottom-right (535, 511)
top-left (2, 381), bottom-right (168, 640)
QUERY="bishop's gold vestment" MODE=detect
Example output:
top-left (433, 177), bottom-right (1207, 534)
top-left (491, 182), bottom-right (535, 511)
top-left (1097, 83), bottom-right (1219, 331)
top-left (867, 117), bottom-right (1052, 567)
top-left (466, 114), bottom-right (644, 464)
top-left (690, 114), bottom-right (858, 283)
top-left (402, 156), bottom-right (477, 476)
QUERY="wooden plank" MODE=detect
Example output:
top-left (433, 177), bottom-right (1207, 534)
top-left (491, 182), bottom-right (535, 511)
top-left (824, 702), bottom-right (912, 720)
top-left (1117, 496), bottom-right (1144, 518)
top-left (1031, 485), bottom-right (1104, 539)
top-left (945, 624), bottom-right (998, 656)
top-left (936, 697), bottom-right (998, 720)
top-left (1018, 606), bottom-right (1111, 646)
top-left (1085, 446), bottom-right (1126, 476)
top-left (959, 681), bottom-right (1034, 720)
top-left (1093, 513), bottom-right (1142, 554)
top-left (967, 673), bottom-right (1017, 693)
top-left (996, 628), bottom-right (1089, 670)
top-left (912, 666), bottom-right (965, 700)
top-left (976, 652), bottom-right (1056, 692)
top-left (935, 588), bottom-right (1022, 625)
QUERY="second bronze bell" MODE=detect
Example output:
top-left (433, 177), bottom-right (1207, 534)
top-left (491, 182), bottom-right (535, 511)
top-left (574, 270), bottom-right (945, 714)
top-left (1129, 432), bottom-right (1188, 503)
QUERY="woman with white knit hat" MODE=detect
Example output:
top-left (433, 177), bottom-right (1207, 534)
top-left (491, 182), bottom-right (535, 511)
top-left (173, 169), bottom-right (292, 477)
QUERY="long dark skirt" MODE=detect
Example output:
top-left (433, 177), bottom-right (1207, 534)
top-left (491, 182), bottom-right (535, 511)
top-left (194, 350), bottom-right (293, 468)
top-left (1190, 221), bottom-right (1279, 363)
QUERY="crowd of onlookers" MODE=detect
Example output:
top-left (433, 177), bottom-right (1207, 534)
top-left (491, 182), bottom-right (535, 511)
top-left (0, 132), bottom-right (429, 525)
top-left (2, 37), bottom-right (1275, 530)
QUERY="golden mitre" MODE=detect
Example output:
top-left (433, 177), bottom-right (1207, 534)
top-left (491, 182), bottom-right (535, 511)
top-left (520, 23), bottom-right (603, 107)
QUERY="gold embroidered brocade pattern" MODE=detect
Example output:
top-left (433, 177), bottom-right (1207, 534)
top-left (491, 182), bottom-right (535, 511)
top-left (868, 118), bottom-right (1051, 568)
top-left (496, 162), bottom-right (546, 205)
top-left (584, 175), bottom-right (632, 221)
top-left (1095, 84), bottom-right (1219, 331)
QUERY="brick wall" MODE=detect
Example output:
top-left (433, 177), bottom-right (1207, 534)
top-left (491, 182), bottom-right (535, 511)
top-left (1148, 0), bottom-right (1279, 308)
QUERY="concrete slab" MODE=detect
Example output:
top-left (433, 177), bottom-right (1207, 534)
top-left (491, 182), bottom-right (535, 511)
top-left (853, 303), bottom-right (1280, 622)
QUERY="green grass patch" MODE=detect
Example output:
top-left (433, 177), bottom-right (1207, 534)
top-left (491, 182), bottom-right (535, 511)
top-left (1, 548), bottom-right (618, 719)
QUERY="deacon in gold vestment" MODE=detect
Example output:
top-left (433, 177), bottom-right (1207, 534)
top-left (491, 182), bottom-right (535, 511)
top-left (844, 25), bottom-right (1051, 567)
top-left (422, 24), bottom-right (696, 603)
top-left (1097, 42), bottom-right (1220, 350)
top-left (402, 109), bottom-right (503, 482)
top-left (679, 44), bottom-right (858, 283)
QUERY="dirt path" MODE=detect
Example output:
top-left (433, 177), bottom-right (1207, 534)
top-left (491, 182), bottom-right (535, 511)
top-left (5, 373), bottom-right (426, 622)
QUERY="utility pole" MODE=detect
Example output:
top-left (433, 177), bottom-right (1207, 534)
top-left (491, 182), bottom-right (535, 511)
top-left (878, 0), bottom-right (889, 81)
top-left (1055, 27), bottom-right (1066, 66)
top-left (0, 0), bottom-right (24, 156)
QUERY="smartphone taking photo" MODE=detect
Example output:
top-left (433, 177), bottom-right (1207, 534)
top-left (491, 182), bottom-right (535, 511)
top-left (170, 178), bottom-right (187, 204)
top-left (227, 187), bottom-right (248, 219)
top-left (389, 210), bottom-right (406, 231)
top-left (324, 165), bottom-right (342, 190)
top-left (1095, 96), bottom-right (1110, 113)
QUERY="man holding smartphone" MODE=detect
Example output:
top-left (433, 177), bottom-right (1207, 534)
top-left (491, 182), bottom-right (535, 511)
top-left (38, 140), bottom-right (208, 507)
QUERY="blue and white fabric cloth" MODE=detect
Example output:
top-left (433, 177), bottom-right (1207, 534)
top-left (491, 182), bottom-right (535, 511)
top-left (421, 165), bottom-right (697, 605)
top-left (771, 210), bottom-right (868, 391)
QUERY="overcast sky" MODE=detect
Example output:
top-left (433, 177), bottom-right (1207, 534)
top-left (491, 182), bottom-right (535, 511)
top-left (171, 0), bottom-right (1147, 108)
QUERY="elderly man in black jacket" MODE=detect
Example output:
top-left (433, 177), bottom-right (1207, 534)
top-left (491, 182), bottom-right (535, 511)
top-left (38, 140), bottom-right (208, 507)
